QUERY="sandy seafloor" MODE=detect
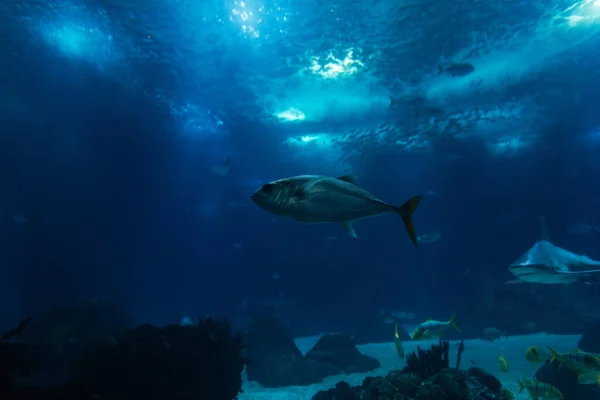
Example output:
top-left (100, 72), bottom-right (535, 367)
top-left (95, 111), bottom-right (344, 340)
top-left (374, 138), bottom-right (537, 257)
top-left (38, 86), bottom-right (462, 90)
top-left (239, 333), bottom-right (582, 400)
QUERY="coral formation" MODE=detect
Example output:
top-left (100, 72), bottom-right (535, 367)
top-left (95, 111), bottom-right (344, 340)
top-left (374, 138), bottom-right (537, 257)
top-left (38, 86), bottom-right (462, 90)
top-left (403, 339), bottom-right (450, 379)
top-left (312, 367), bottom-right (510, 400)
top-left (312, 342), bottom-right (511, 400)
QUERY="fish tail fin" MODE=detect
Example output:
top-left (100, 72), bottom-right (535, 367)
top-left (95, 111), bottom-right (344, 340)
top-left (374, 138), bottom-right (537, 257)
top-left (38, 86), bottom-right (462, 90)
top-left (437, 65), bottom-right (444, 75)
top-left (394, 195), bottom-right (423, 248)
top-left (517, 379), bottom-right (525, 393)
top-left (545, 345), bottom-right (560, 362)
top-left (448, 312), bottom-right (461, 332)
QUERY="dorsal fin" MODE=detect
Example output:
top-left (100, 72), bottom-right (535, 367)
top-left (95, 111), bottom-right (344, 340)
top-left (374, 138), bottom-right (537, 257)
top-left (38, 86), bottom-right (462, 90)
top-left (540, 216), bottom-right (549, 241)
top-left (336, 174), bottom-right (355, 184)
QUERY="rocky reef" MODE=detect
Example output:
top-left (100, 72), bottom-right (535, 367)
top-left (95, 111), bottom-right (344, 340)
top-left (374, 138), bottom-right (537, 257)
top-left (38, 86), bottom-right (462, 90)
top-left (245, 316), bottom-right (379, 387)
top-left (312, 341), bottom-right (512, 400)
top-left (1, 313), bottom-right (245, 400)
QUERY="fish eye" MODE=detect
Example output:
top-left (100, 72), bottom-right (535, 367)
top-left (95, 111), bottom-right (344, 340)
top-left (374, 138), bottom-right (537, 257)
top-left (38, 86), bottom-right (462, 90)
top-left (261, 183), bottom-right (275, 194)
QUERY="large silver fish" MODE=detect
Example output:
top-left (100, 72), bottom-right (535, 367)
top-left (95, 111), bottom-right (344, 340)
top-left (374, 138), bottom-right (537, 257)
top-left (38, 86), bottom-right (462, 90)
top-left (508, 217), bottom-right (600, 284)
top-left (251, 174), bottom-right (423, 247)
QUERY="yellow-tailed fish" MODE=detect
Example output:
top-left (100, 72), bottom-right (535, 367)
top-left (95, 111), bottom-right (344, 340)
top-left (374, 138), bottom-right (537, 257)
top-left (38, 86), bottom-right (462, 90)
top-left (525, 345), bottom-right (551, 363)
top-left (497, 356), bottom-right (509, 372)
top-left (546, 346), bottom-right (600, 370)
top-left (394, 323), bottom-right (404, 359)
top-left (411, 312), bottom-right (460, 340)
top-left (517, 379), bottom-right (563, 400)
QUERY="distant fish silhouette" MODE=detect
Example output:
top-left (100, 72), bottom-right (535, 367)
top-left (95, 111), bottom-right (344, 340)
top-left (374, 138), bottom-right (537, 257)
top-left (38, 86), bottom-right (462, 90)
top-left (180, 312), bottom-right (195, 326)
top-left (417, 230), bottom-right (441, 244)
top-left (567, 223), bottom-right (600, 235)
top-left (211, 156), bottom-right (231, 176)
top-left (437, 62), bottom-right (475, 77)
top-left (508, 217), bottom-right (600, 284)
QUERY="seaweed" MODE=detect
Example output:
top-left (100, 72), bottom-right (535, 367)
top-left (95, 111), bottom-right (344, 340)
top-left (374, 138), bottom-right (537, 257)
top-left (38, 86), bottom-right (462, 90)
top-left (456, 339), bottom-right (465, 369)
top-left (403, 340), bottom-right (450, 379)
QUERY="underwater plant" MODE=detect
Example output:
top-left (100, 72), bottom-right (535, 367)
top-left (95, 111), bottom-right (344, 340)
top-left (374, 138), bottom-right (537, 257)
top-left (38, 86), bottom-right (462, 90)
top-left (403, 339), bottom-right (450, 379)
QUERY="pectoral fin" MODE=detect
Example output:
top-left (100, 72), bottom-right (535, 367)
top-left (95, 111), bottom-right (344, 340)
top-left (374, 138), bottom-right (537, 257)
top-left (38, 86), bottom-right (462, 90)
top-left (340, 221), bottom-right (357, 238)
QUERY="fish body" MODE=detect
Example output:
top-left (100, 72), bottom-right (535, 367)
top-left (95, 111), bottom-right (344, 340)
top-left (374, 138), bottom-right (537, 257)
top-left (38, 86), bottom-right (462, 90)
top-left (497, 356), bottom-right (509, 371)
top-left (525, 345), bottom-right (551, 363)
top-left (509, 240), bottom-right (600, 284)
top-left (394, 324), bottom-right (405, 359)
top-left (546, 346), bottom-right (600, 373)
top-left (481, 327), bottom-right (507, 341)
top-left (509, 217), bottom-right (600, 284)
top-left (251, 175), bottom-right (423, 246)
top-left (546, 346), bottom-right (600, 379)
top-left (437, 63), bottom-right (475, 77)
top-left (411, 313), bottom-right (460, 340)
top-left (517, 379), bottom-right (563, 399)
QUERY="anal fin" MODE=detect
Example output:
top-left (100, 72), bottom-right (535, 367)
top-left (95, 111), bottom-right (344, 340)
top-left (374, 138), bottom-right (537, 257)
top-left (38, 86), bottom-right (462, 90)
top-left (340, 221), bottom-right (357, 238)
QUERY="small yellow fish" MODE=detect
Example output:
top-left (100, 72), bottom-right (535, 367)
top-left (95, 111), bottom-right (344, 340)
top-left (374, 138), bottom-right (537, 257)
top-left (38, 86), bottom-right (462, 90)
top-left (525, 345), bottom-right (551, 363)
top-left (497, 355), bottom-right (509, 372)
top-left (394, 324), bottom-right (404, 359)
top-left (517, 379), bottom-right (563, 400)
top-left (411, 312), bottom-right (460, 340)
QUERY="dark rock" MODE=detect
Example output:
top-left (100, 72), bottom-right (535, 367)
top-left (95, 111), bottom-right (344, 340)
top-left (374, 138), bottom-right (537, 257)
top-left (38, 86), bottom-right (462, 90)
top-left (536, 359), bottom-right (600, 400)
top-left (423, 368), bottom-right (468, 399)
top-left (577, 319), bottom-right (600, 353)
top-left (305, 334), bottom-right (380, 374)
top-left (361, 370), bottom-right (421, 400)
top-left (245, 316), bottom-right (335, 387)
top-left (468, 366), bottom-right (502, 393)
top-left (72, 317), bottom-right (244, 400)
top-left (23, 302), bottom-right (133, 387)
top-left (3, 316), bottom-right (245, 400)
top-left (0, 321), bottom-right (39, 397)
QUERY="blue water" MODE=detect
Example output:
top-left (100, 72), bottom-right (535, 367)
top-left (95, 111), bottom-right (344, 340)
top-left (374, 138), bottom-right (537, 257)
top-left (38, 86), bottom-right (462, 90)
top-left (1, 0), bottom-right (600, 363)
